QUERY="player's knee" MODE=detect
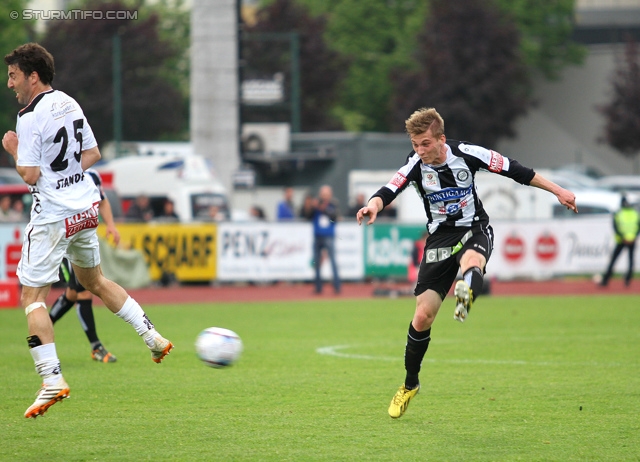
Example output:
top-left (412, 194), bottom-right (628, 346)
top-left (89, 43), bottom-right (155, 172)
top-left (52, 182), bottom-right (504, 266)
top-left (25, 302), bottom-right (47, 316)
top-left (414, 304), bottom-right (437, 329)
top-left (460, 249), bottom-right (485, 270)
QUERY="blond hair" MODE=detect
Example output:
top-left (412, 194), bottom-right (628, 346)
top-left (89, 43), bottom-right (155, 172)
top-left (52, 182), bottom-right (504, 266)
top-left (405, 108), bottom-right (445, 138)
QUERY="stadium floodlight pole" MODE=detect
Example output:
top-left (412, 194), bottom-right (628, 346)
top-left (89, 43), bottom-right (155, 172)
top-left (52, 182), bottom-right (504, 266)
top-left (289, 32), bottom-right (300, 134)
top-left (112, 33), bottom-right (123, 157)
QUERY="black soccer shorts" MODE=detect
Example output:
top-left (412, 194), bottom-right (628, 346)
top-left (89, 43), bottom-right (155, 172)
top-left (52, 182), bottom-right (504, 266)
top-left (414, 224), bottom-right (493, 299)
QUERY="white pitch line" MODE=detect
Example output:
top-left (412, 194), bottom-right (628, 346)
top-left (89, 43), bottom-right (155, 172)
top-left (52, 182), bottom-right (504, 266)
top-left (316, 345), bottom-right (630, 368)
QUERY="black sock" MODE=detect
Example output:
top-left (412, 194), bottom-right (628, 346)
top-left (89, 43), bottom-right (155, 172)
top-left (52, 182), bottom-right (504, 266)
top-left (49, 294), bottom-right (74, 324)
top-left (404, 322), bottom-right (431, 389)
top-left (76, 299), bottom-right (100, 345)
top-left (463, 266), bottom-right (484, 302)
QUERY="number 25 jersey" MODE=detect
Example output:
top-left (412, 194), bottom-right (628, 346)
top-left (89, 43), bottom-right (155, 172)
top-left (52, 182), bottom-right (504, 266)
top-left (15, 89), bottom-right (101, 224)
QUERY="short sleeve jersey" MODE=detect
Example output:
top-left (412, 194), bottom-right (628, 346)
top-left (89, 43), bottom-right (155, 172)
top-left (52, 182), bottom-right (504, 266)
top-left (16, 89), bottom-right (101, 224)
top-left (372, 140), bottom-right (536, 235)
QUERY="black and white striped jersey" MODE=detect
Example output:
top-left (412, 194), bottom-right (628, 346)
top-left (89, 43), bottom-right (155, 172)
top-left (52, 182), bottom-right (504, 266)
top-left (372, 140), bottom-right (536, 234)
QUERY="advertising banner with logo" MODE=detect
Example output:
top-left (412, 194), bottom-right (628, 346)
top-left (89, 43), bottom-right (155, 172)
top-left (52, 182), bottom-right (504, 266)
top-left (363, 223), bottom-right (426, 279)
top-left (100, 223), bottom-right (217, 282)
top-left (217, 222), bottom-right (364, 281)
top-left (490, 216), bottom-right (617, 279)
top-left (217, 222), bottom-right (312, 281)
top-left (0, 224), bottom-right (26, 308)
top-left (0, 224), bottom-right (24, 281)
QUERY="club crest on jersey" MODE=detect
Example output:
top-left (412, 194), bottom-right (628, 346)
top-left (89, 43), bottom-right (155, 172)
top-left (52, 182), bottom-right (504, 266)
top-left (389, 172), bottom-right (407, 189)
top-left (488, 150), bottom-right (504, 172)
top-left (456, 171), bottom-right (469, 182)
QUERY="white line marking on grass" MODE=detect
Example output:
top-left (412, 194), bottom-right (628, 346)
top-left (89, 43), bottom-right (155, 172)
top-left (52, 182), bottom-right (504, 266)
top-left (316, 345), bottom-right (631, 368)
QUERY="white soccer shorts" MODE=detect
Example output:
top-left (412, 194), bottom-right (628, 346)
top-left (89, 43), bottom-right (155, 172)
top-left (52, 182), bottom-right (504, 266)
top-left (17, 221), bottom-right (101, 287)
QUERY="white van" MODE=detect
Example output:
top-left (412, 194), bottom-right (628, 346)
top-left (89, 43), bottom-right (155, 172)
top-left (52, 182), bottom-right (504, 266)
top-left (96, 153), bottom-right (230, 222)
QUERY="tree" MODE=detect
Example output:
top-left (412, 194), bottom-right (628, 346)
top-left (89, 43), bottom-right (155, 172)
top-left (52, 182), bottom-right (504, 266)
top-left (0, 0), bottom-right (32, 165)
top-left (496, 0), bottom-right (585, 79)
top-left (389, 0), bottom-right (530, 147)
top-left (144, 0), bottom-right (190, 98)
top-left (319, 0), bottom-right (426, 131)
top-left (242, 0), bottom-right (346, 131)
top-left (300, 0), bottom-right (584, 132)
top-left (40, 0), bottom-right (186, 146)
top-left (598, 38), bottom-right (640, 164)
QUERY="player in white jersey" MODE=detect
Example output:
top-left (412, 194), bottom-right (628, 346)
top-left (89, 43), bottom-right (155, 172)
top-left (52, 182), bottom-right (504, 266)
top-left (356, 108), bottom-right (578, 419)
top-left (2, 43), bottom-right (174, 419)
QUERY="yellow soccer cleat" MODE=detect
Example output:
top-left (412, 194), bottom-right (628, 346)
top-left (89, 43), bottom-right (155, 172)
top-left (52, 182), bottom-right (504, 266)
top-left (388, 384), bottom-right (420, 418)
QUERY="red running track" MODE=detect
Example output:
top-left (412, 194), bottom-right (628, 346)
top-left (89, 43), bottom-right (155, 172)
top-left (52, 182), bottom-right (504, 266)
top-left (39, 277), bottom-right (640, 307)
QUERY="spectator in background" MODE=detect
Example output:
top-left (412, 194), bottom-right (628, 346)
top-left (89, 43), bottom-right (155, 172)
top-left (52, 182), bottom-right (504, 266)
top-left (250, 205), bottom-right (266, 221)
top-left (12, 197), bottom-right (25, 220)
top-left (600, 196), bottom-right (640, 287)
top-left (0, 194), bottom-right (22, 221)
top-left (207, 205), bottom-right (226, 222)
top-left (348, 192), bottom-right (366, 218)
top-left (299, 193), bottom-right (315, 220)
top-left (349, 192), bottom-right (397, 219)
top-left (276, 187), bottom-right (295, 220)
top-left (312, 185), bottom-right (341, 294)
top-left (378, 201), bottom-right (398, 219)
top-left (126, 194), bottom-right (154, 222)
top-left (155, 199), bottom-right (179, 222)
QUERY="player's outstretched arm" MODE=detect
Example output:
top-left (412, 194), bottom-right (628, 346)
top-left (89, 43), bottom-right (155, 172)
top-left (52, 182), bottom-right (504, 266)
top-left (529, 173), bottom-right (578, 214)
top-left (356, 197), bottom-right (383, 225)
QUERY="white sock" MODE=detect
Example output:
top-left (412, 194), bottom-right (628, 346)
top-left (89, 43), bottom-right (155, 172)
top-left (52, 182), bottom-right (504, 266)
top-left (30, 343), bottom-right (63, 386)
top-left (115, 296), bottom-right (157, 345)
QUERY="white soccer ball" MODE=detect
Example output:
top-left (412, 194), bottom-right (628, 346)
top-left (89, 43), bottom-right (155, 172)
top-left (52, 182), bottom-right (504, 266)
top-left (195, 327), bottom-right (243, 368)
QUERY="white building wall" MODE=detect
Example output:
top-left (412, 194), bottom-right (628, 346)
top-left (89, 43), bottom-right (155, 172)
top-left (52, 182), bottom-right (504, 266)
top-left (496, 44), bottom-right (639, 174)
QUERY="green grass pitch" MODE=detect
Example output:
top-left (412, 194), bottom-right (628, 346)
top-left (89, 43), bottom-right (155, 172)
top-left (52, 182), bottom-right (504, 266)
top-left (1, 294), bottom-right (639, 461)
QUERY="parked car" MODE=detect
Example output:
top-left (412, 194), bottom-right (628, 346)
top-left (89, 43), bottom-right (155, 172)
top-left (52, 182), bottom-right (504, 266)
top-left (596, 175), bottom-right (640, 206)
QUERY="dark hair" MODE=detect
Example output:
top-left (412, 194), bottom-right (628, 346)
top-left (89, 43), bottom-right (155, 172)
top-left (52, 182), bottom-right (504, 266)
top-left (621, 196), bottom-right (630, 208)
top-left (4, 43), bottom-right (55, 85)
